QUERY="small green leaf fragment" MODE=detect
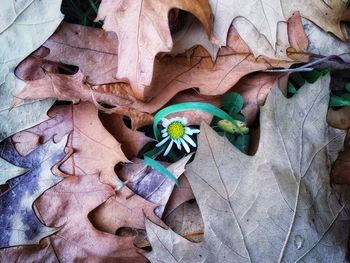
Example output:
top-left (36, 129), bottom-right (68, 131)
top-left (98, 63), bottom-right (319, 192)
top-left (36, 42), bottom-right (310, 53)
top-left (345, 83), bottom-right (350, 93)
top-left (218, 119), bottom-right (249, 134)
top-left (223, 92), bottom-right (244, 115)
top-left (287, 82), bottom-right (297, 94)
top-left (329, 95), bottom-right (350, 107)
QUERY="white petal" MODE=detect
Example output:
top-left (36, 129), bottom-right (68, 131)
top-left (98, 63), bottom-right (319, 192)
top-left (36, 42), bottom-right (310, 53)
top-left (162, 132), bottom-right (169, 138)
top-left (180, 117), bottom-right (188, 125)
top-left (174, 139), bottom-right (181, 150)
top-left (163, 140), bottom-right (174, 156)
top-left (183, 134), bottom-right (196, 147)
top-left (185, 127), bottom-right (193, 135)
top-left (156, 136), bottom-right (170, 147)
top-left (180, 138), bottom-right (190, 153)
top-left (190, 128), bottom-right (200, 134)
top-left (161, 128), bottom-right (167, 134)
top-left (162, 118), bottom-right (170, 128)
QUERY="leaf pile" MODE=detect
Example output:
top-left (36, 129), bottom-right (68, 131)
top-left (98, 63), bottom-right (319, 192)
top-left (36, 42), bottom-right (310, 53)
top-left (1, 0), bottom-right (350, 262)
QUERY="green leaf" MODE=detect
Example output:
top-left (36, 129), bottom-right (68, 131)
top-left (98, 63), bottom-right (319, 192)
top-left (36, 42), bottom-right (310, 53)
top-left (144, 156), bottom-right (179, 186)
top-left (290, 72), bottom-right (305, 87)
top-left (0, 0), bottom-right (63, 141)
top-left (223, 92), bottom-right (244, 116)
top-left (218, 120), bottom-right (249, 134)
top-left (287, 82), bottom-right (297, 94)
top-left (329, 95), bottom-right (350, 107)
top-left (153, 102), bottom-right (243, 141)
top-left (301, 69), bottom-right (328, 84)
top-left (345, 83), bottom-right (350, 92)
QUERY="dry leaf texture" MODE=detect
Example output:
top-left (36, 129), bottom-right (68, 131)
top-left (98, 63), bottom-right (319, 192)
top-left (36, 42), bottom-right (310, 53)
top-left (96, 0), bottom-right (213, 99)
top-left (0, 135), bottom-right (67, 247)
top-left (146, 75), bottom-right (350, 262)
top-left (0, 0), bottom-right (63, 141)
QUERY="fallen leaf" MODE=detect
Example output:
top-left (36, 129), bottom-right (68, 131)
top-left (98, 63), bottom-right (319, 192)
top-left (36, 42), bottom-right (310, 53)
top-left (0, 134), bottom-right (67, 247)
top-left (166, 91), bottom-right (222, 126)
top-left (304, 19), bottom-right (350, 64)
top-left (117, 155), bottom-right (192, 218)
top-left (172, 0), bottom-right (312, 59)
top-left (11, 102), bottom-right (129, 188)
top-left (16, 23), bottom-right (293, 119)
top-left (164, 201), bottom-right (204, 243)
top-left (331, 134), bottom-right (350, 185)
top-left (99, 114), bottom-right (152, 159)
top-left (146, 74), bottom-right (350, 262)
top-left (42, 22), bottom-right (120, 85)
top-left (0, 173), bottom-right (153, 262)
top-left (233, 72), bottom-right (288, 125)
top-left (0, 0), bottom-right (33, 33)
top-left (327, 107), bottom-right (350, 130)
top-left (137, 26), bottom-right (294, 114)
top-left (163, 175), bottom-right (194, 218)
top-left (0, 0), bottom-right (63, 141)
top-left (13, 71), bottom-right (134, 108)
top-left (53, 103), bottom-right (129, 187)
top-left (95, 0), bottom-right (213, 99)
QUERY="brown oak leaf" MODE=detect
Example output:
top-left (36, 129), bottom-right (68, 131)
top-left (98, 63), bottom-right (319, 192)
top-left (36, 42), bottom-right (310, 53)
top-left (95, 0), bottom-right (213, 99)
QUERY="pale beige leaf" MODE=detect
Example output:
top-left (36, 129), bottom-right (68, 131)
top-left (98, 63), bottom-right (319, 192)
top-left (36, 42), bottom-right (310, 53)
top-left (146, 75), bottom-right (350, 262)
top-left (96, 0), bottom-right (213, 100)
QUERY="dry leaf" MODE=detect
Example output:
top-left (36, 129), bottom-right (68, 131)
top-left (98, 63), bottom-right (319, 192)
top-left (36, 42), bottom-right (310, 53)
top-left (95, 0), bottom-right (213, 99)
top-left (0, 0), bottom-right (63, 141)
top-left (172, 0), bottom-right (312, 59)
top-left (12, 102), bottom-right (130, 187)
top-left (164, 201), bottom-right (204, 243)
top-left (0, 134), bottom-right (67, 247)
top-left (12, 71), bottom-right (134, 108)
top-left (117, 155), bottom-right (192, 218)
top-left (146, 75), bottom-right (350, 262)
top-left (16, 22), bottom-right (296, 120)
top-left (53, 103), bottom-right (129, 187)
top-left (0, 173), bottom-right (151, 262)
top-left (42, 22), bottom-right (120, 85)
top-left (136, 26), bottom-right (294, 114)
top-left (327, 107), bottom-right (350, 130)
top-left (233, 72), bottom-right (288, 125)
top-left (99, 114), bottom-right (152, 159)
top-left (166, 91), bottom-right (222, 126)
top-left (163, 175), bottom-right (194, 218)
top-left (304, 19), bottom-right (350, 64)
top-left (331, 136), bottom-right (350, 185)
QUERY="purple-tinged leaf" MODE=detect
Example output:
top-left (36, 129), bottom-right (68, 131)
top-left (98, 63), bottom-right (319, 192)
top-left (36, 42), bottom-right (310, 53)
top-left (0, 135), bottom-right (67, 247)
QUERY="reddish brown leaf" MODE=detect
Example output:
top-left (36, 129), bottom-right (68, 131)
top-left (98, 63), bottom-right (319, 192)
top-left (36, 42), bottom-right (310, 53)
top-left (13, 71), bottom-right (134, 108)
top-left (13, 103), bottom-right (130, 187)
top-left (99, 114), bottom-right (152, 159)
top-left (233, 72), bottom-right (288, 125)
top-left (43, 22), bottom-right (120, 85)
top-left (327, 107), bottom-right (350, 130)
top-left (0, 174), bottom-right (152, 263)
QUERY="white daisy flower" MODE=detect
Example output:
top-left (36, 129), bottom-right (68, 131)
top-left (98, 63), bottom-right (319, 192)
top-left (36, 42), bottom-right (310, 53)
top-left (156, 117), bottom-right (200, 156)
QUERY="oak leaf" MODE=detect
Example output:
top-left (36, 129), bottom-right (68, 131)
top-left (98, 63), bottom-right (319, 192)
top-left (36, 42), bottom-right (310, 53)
top-left (16, 22), bottom-right (296, 120)
top-left (10, 103), bottom-right (133, 187)
top-left (146, 75), bottom-right (350, 262)
top-left (0, 134), bottom-right (67, 247)
top-left (0, 173), bottom-right (156, 262)
top-left (0, 0), bottom-right (63, 141)
top-left (95, 0), bottom-right (213, 99)
top-left (173, 0), bottom-right (345, 59)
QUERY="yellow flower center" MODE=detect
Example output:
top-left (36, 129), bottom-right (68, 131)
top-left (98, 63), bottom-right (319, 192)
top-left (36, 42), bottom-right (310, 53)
top-left (167, 121), bottom-right (185, 139)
